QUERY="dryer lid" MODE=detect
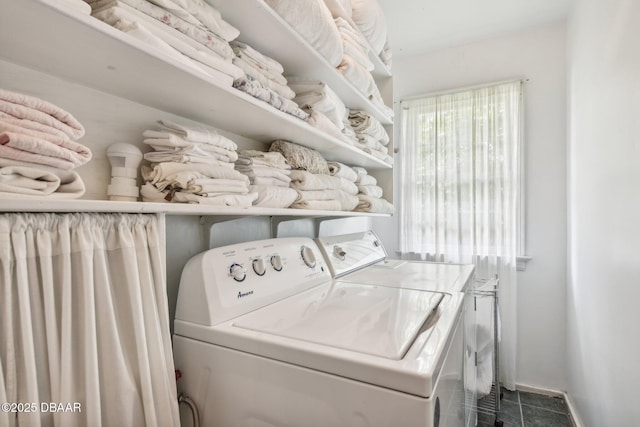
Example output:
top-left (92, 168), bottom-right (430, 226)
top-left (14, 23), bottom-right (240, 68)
top-left (232, 282), bottom-right (444, 360)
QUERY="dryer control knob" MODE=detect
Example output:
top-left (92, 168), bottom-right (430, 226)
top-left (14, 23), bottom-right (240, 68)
top-left (300, 246), bottom-right (317, 268)
top-left (333, 245), bottom-right (346, 260)
top-left (252, 258), bottom-right (266, 276)
top-left (270, 255), bottom-right (283, 271)
top-left (229, 263), bottom-right (246, 282)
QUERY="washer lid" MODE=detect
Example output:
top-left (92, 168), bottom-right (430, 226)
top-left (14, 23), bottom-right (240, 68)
top-left (232, 282), bottom-right (444, 360)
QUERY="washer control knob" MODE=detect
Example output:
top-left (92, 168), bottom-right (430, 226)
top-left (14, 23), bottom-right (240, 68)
top-left (333, 245), bottom-right (346, 260)
top-left (229, 263), bottom-right (246, 282)
top-left (270, 255), bottom-right (283, 271)
top-left (300, 245), bottom-right (317, 268)
top-left (252, 258), bottom-right (266, 276)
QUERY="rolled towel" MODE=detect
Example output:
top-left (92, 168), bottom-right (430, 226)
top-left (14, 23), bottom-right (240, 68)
top-left (355, 172), bottom-right (376, 185)
top-left (327, 161), bottom-right (358, 182)
top-left (355, 194), bottom-right (394, 214)
top-left (357, 184), bottom-right (383, 198)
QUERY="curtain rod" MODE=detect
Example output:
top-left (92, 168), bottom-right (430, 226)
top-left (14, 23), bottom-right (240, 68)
top-left (399, 77), bottom-right (529, 103)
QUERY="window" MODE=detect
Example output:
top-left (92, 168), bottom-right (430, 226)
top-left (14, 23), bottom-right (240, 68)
top-left (398, 81), bottom-right (524, 263)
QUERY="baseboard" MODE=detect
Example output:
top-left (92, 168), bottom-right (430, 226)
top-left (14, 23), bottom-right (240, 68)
top-left (515, 383), bottom-right (563, 397)
top-left (514, 383), bottom-right (583, 427)
top-left (563, 393), bottom-right (585, 427)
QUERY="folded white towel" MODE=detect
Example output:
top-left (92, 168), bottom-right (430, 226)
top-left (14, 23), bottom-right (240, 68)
top-left (327, 161), bottom-right (358, 182)
top-left (0, 159), bottom-right (85, 198)
top-left (357, 184), bottom-right (383, 198)
top-left (160, 0), bottom-right (239, 42)
top-left (249, 184), bottom-right (298, 208)
top-left (140, 182), bottom-right (257, 207)
top-left (349, 110), bottom-right (389, 144)
top-left (251, 176), bottom-right (291, 187)
top-left (184, 178), bottom-right (249, 195)
top-left (235, 164), bottom-right (292, 184)
top-left (289, 170), bottom-right (358, 194)
top-left (355, 172), bottom-right (377, 185)
top-left (90, 0), bottom-right (234, 60)
top-left (0, 89), bottom-right (85, 139)
top-left (237, 150), bottom-right (291, 170)
top-left (357, 133), bottom-right (388, 149)
top-left (334, 17), bottom-right (370, 51)
top-left (337, 54), bottom-right (377, 98)
top-left (232, 56), bottom-right (295, 100)
top-left (350, 0), bottom-right (388, 55)
top-left (230, 41), bottom-right (285, 75)
top-left (265, 0), bottom-right (344, 66)
top-left (141, 0), bottom-right (240, 42)
top-left (290, 199), bottom-right (342, 211)
top-left (233, 76), bottom-right (309, 121)
top-left (355, 194), bottom-right (394, 213)
top-left (0, 120), bottom-right (92, 169)
top-left (294, 188), bottom-right (359, 211)
top-left (353, 166), bottom-right (368, 175)
top-left (147, 121), bottom-right (239, 150)
top-left (305, 109), bottom-right (354, 146)
top-left (143, 150), bottom-right (236, 165)
top-left (142, 161), bottom-right (249, 191)
top-left (61, 0), bottom-right (92, 15)
top-left (289, 78), bottom-right (347, 130)
top-left (92, 5), bottom-right (245, 82)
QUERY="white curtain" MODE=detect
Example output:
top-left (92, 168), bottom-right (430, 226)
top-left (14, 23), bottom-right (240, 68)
top-left (0, 213), bottom-right (180, 427)
top-left (399, 81), bottom-right (522, 390)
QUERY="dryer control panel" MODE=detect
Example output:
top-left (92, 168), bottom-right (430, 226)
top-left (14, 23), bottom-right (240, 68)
top-left (316, 230), bottom-right (387, 278)
top-left (176, 237), bottom-right (331, 326)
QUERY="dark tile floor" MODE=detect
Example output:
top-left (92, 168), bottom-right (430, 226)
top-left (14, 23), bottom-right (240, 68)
top-left (477, 389), bottom-right (572, 427)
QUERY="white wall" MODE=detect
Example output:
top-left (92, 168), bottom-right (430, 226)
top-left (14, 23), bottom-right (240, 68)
top-left (566, 0), bottom-right (640, 424)
top-left (382, 22), bottom-right (567, 391)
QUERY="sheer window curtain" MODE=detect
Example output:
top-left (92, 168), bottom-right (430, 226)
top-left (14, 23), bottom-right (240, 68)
top-left (399, 81), bottom-right (522, 390)
top-left (0, 213), bottom-right (180, 427)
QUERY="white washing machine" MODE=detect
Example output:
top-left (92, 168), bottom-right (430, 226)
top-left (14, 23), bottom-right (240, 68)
top-left (173, 236), bottom-right (465, 427)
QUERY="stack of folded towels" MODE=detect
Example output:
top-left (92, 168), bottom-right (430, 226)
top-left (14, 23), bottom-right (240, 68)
top-left (230, 41), bottom-right (308, 121)
top-left (140, 120), bottom-right (257, 207)
top-left (348, 110), bottom-right (392, 164)
top-left (269, 140), bottom-right (358, 211)
top-left (352, 166), bottom-right (394, 214)
top-left (334, 14), bottom-right (391, 116)
top-left (350, 0), bottom-right (388, 62)
top-left (234, 150), bottom-right (298, 208)
top-left (85, 0), bottom-right (244, 85)
top-left (287, 78), bottom-right (354, 144)
top-left (264, 0), bottom-right (343, 67)
top-left (0, 88), bottom-right (89, 199)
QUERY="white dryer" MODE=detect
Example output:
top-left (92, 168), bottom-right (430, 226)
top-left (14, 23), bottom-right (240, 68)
top-left (173, 236), bottom-right (465, 427)
top-left (315, 230), bottom-right (475, 293)
top-left (316, 231), bottom-right (478, 427)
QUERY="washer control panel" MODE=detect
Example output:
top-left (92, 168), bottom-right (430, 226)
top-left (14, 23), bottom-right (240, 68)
top-left (176, 237), bottom-right (331, 326)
